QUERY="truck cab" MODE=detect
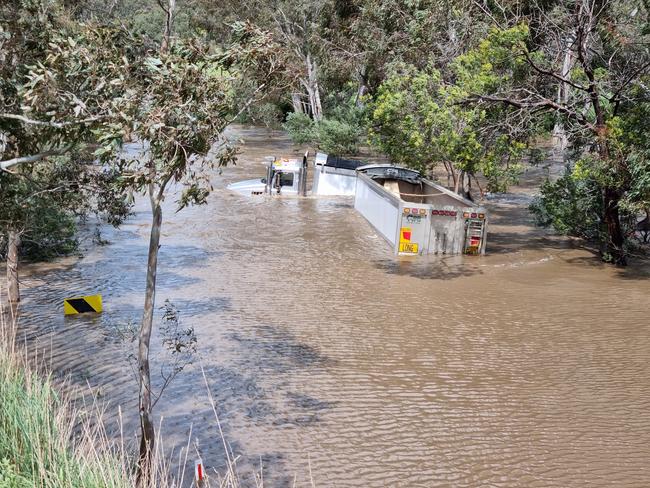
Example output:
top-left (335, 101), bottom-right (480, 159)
top-left (265, 158), bottom-right (302, 195)
top-left (227, 154), bottom-right (308, 197)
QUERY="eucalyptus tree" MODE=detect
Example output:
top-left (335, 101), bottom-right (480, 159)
top-left (458, 0), bottom-right (650, 264)
top-left (369, 61), bottom-right (527, 197)
top-left (267, 0), bottom-right (333, 119)
top-left (0, 0), bottom-right (137, 301)
top-left (88, 8), bottom-right (286, 476)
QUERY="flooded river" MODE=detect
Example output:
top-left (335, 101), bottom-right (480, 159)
top-left (10, 127), bottom-right (650, 487)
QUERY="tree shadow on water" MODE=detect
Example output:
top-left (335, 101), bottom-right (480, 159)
top-left (227, 324), bottom-right (335, 372)
top-left (372, 257), bottom-right (484, 280)
top-left (561, 253), bottom-right (650, 281)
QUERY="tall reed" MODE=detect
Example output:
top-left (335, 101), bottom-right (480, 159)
top-left (0, 295), bottom-right (274, 488)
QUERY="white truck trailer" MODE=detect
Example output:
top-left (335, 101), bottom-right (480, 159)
top-left (227, 154), bottom-right (488, 256)
top-left (311, 153), bottom-right (364, 196)
top-left (354, 165), bottom-right (488, 256)
top-left (226, 152), bottom-right (365, 197)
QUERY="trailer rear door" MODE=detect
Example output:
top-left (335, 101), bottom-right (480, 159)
top-left (398, 207), bottom-right (429, 255)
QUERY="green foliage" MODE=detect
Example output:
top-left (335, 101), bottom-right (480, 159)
top-left (0, 350), bottom-right (131, 488)
top-left (91, 22), bottom-right (283, 212)
top-left (283, 106), bottom-right (364, 156)
top-left (614, 84), bottom-right (650, 216)
top-left (0, 171), bottom-right (75, 261)
top-left (623, 150), bottom-right (650, 214)
top-left (0, 458), bottom-right (30, 488)
top-left (283, 112), bottom-right (318, 145)
top-left (530, 167), bottom-right (605, 241)
top-left (0, 1), bottom-right (136, 265)
top-left (316, 118), bottom-right (362, 155)
top-left (0, 153), bottom-right (131, 262)
top-left (239, 102), bottom-right (284, 127)
top-left (368, 64), bottom-right (443, 172)
top-left (452, 24), bottom-right (529, 94)
top-left (368, 61), bottom-right (525, 189)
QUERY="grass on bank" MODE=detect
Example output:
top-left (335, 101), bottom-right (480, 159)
top-left (0, 299), bottom-right (275, 488)
top-left (0, 310), bottom-right (136, 488)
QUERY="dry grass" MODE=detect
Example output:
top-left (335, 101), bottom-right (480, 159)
top-left (0, 294), bottom-right (290, 488)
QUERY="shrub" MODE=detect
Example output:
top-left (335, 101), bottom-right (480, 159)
top-left (283, 111), bottom-right (363, 155)
top-left (283, 112), bottom-right (317, 146)
top-left (529, 167), bottom-right (604, 241)
top-left (315, 118), bottom-right (361, 155)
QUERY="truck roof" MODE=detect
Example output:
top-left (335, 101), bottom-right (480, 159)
top-left (315, 152), bottom-right (368, 171)
top-left (271, 158), bottom-right (302, 170)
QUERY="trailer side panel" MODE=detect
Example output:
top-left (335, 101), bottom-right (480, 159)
top-left (312, 166), bottom-right (359, 196)
top-left (354, 174), bottom-right (400, 246)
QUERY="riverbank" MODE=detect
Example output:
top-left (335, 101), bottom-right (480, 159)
top-left (6, 126), bottom-right (650, 487)
top-left (0, 302), bottom-right (263, 488)
top-left (0, 310), bottom-right (134, 488)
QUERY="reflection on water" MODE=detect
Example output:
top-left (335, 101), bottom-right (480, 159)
top-left (11, 126), bottom-right (650, 487)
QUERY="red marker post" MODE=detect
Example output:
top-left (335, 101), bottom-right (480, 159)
top-left (194, 459), bottom-right (204, 486)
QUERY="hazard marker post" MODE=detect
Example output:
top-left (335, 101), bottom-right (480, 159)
top-left (63, 295), bottom-right (103, 315)
top-left (194, 459), bottom-right (205, 486)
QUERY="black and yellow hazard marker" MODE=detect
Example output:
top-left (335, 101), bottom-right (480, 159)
top-left (64, 295), bottom-right (103, 315)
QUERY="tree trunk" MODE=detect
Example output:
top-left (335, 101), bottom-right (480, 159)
top-left (603, 186), bottom-right (626, 266)
top-left (465, 172), bottom-right (473, 201)
top-left (597, 135), bottom-right (626, 265)
top-left (160, 0), bottom-right (176, 53)
top-left (305, 53), bottom-right (323, 121)
top-left (6, 230), bottom-right (20, 303)
top-left (552, 35), bottom-right (574, 154)
top-left (137, 195), bottom-right (162, 483)
top-left (454, 170), bottom-right (464, 195)
top-left (472, 173), bottom-right (485, 199)
top-left (354, 67), bottom-right (367, 107)
top-left (291, 93), bottom-right (305, 114)
top-left (136, 3), bottom-right (174, 481)
top-left (447, 162), bottom-right (457, 190)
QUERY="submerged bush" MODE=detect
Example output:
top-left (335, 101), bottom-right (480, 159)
top-left (316, 118), bottom-right (361, 155)
top-left (283, 112), bottom-right (318, 146)
top-left (529, 167), bottom-right (604, 241)
top-left (283, 103), bottom-right (364, 155)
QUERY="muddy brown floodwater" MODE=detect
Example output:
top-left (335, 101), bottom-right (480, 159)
top-left (9, 126), bottom-right (650, 487)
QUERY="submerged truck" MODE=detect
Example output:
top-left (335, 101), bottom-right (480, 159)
top-left (227, 152), bottom-right (488, 256)
top-left (354, 165), bottom-right (487, 256)
top-left (227, 152), bottom-right (365, 197)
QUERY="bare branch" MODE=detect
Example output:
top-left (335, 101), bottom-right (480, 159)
top-left (0, 145), bottom-right (73, 171)
top-left (521, 50), bottom-right (588, 92)
top-left (0, 113), bottom-right (105, 129)
top-left (465, 93), bottom-right (596, 132)
top-left (609, 60), bottom-right (650, 104)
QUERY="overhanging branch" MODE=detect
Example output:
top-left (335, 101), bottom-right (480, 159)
top-left (0, 146), bottom-right (73, 171)
top-left (0, 113), bottom-right (104, 129)
top-left (522, 50), bottom-right (587, 92)
top-left (465, 93), bottom-right (596, 132)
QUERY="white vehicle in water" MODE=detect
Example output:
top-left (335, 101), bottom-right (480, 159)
top-left (354, 165), bottom-right (488, 256)
top-left (226, 155), bottom-right (306, 197)
top-left (227, 152), bottom-right (488, 256)
top-left (226, 151), bottom-right (366, 197)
